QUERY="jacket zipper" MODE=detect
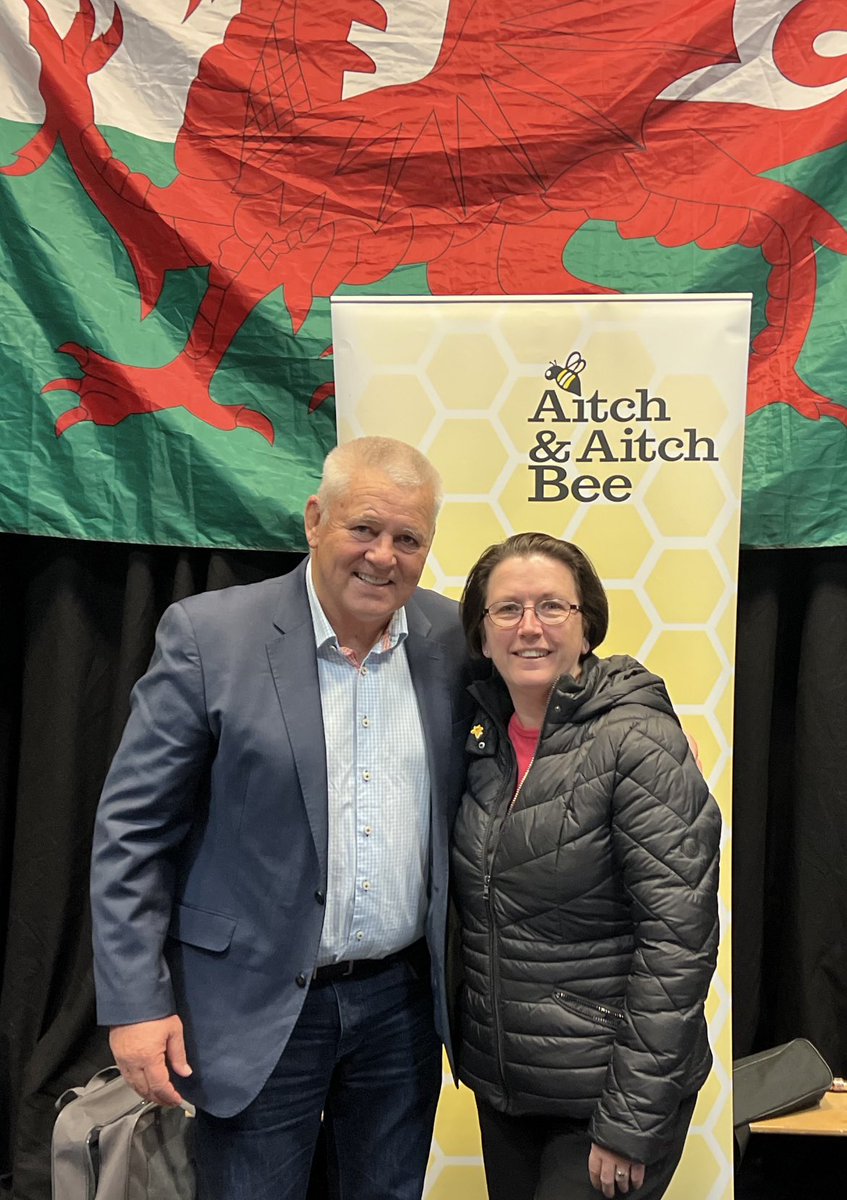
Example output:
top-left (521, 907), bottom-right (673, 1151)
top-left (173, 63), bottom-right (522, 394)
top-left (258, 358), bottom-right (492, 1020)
top-left (482, 753), bottom-right (536, 900)
top-left (480, 741), bottom-right (538, 1094)
top-left (553, 989), bottom-right (625, 1027)
top-left (506, 753), bottom-right (536, 817)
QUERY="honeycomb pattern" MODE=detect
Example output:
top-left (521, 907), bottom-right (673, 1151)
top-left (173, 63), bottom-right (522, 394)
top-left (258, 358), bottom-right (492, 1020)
top-left (427, 420), bottom-right (510, 494)
top-left (427, 332), bottom-right (511, 409)
top-left (343, 374), bottom-right (437, 447)
top-left (332, 294), bottom-right (750, 1200)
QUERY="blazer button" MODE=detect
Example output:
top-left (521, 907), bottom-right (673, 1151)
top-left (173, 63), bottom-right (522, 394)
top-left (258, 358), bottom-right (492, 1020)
top-left (295, 973), bottom-right (307, 988)
top-left (315, 890), bottom-right (325, 905)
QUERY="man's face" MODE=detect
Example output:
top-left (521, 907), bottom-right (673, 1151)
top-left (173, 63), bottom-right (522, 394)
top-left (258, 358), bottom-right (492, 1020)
top-left (304, 468), bottom-right (436, 646)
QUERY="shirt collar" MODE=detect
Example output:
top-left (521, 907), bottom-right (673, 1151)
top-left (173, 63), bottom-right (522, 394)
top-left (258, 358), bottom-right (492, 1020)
top-left (305, 557), bottom-right (408, 656)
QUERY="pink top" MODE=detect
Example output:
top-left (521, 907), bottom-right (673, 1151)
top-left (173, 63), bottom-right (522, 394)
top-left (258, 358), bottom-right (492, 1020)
top-left (508, 712), bottom-right (541, 785)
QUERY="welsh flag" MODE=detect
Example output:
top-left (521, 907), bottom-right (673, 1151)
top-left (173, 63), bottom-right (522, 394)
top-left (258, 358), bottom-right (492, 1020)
top-left (1, 0), bottom-right (846, 549)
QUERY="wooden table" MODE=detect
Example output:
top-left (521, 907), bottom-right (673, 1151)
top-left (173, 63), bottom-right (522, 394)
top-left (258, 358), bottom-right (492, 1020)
top-left (749, 1090), bottom-right (847, 1136)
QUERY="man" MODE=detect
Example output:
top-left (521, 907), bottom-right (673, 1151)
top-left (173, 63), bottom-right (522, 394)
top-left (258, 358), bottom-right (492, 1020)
top-left (90, 436), bottom-right (475, 1200)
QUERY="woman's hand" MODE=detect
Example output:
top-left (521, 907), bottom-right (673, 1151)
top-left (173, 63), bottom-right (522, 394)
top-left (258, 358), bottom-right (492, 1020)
top-left (588, 1143), bottom-right (646, 1196)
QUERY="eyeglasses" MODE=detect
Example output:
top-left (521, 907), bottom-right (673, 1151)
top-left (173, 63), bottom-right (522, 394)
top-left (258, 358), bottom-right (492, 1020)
top-left (483, 600), bottom-right (583, 628)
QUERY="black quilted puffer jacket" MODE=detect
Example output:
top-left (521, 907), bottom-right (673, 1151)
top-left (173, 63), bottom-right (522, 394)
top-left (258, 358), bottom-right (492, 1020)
top-left (451, 654), bottom-right (721, 1166)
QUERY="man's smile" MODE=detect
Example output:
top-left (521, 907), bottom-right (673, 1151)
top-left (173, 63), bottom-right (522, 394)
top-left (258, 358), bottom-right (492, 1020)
top-left (355, 572), bottom-right (393, 587)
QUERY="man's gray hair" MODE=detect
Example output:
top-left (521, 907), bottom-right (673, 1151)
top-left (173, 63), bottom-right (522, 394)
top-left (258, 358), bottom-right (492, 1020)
top-left (317, 437), bottom-right (443, 521)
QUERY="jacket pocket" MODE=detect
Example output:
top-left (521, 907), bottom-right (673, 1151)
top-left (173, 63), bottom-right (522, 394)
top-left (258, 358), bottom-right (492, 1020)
top-left (553, 988), bottom-right (624, 1029)
top-left (168, 902), bottom-right (237, 952)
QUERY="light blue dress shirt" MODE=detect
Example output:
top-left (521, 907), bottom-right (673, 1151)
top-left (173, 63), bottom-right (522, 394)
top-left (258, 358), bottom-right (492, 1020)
top-left (305, 560), bottom-right (431, 965)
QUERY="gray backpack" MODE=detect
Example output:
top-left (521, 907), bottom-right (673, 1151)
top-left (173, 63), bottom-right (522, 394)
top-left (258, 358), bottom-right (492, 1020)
top-left (51, 1067), bottom-right (195, 1200)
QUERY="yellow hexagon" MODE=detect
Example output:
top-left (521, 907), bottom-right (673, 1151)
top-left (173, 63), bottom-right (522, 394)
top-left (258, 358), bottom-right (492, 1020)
top-left (601, 589), bottom-right (653, 660)
top-left (705, 977), bottom-right (727, 1028)
top-left (644, 631), bottom-right (723, 706)
top-left (431, 502), bottom-right (509, 579)
top-left (344, 304), bottom-right (437, 365)
top-left (710, 1000), bottom-right (733, 1069)
top-left (664, 1131), bottom-right (722, 1200)
top-left (496, 304), bottom-right (584, 365)
top-left (644, 550), bottom-right (725, 625)
top-left (712, 767), bottom-right (731, 806)
top-left (712, 675), bottom-right (735, 744)
top-left (717, 425), bottom-right (744, 500)
top-left (426, 1166), bottom-right (487, 1200)
top-left (419, 562), bottom-right (438, 591)
top-left (352, 375), bottom-right (437, 445)
top-left (496, 467), bottom-right (570, 539)
top-left (581, 330), bottom-right (655, 398)
top-left (715, 590), bottom-right (738, 658)
top-left (717, 514), bottom-right (742, 577)
top-left (694, 1065), bottom-right (725, 1126)
top-left (433, 1084), bottom-right (484, 1158)
top-left (576, 506), bottom-right (655, 581)
top-left (427, 420), bottom-right (510, 494)
top-left (654, 373), bottom-right (730, 438)
top-left (642, 462), bottom-right (726, 538)
top-left (427, 333), bottom-right (511, 409)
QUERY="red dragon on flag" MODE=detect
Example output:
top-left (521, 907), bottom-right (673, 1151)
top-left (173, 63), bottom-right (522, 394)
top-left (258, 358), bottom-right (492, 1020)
top-left (4, 0), bottom-right (847, 442)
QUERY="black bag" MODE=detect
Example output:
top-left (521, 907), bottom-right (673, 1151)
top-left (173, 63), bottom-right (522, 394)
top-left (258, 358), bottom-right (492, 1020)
top-left (733, 1037), bottom-right (833, 1127)
top-left (51, 1066), bottom-right (195, 1200)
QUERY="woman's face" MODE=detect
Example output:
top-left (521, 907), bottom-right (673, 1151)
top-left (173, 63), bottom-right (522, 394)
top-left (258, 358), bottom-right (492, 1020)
top-left (482, 554), bottom-right (589, 702)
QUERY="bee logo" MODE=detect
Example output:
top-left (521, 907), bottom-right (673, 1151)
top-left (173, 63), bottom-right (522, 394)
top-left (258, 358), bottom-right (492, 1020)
top-left (545, 351), bottom-right (586, 396)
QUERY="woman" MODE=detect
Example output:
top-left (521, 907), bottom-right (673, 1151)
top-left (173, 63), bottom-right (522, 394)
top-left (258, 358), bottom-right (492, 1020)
top-left (451, 533), bottom-right (720, 1200)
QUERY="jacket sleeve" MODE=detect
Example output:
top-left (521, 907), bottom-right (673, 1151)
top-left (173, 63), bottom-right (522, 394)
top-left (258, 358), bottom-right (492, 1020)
top-left (588, 716), bottom-right (721, 1164)
top-left (90, 601), bottom-right (213, 1026)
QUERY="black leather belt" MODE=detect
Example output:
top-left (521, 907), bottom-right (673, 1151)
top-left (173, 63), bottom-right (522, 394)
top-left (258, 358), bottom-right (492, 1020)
top-left (311, 938), bottom-right (427, 986)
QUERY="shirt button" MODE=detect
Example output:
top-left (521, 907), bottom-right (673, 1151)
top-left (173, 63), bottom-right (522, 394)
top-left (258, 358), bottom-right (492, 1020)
top-left (362, 880), bottom-right (371, 891)
top-left (362, 716), bottom-right (370, 727)
top-left (364, 826), bottom-right (372, 836)
top-left (362, 770), bottom-right (371, 781)
top-left (295, 973), bottom-right (307, 988)
top-left (361, 666), bottom-right (368, 675)
top-left (356, 931), bottom-right (364, 941)
top-left (315, 890), bottom-right (325, 905)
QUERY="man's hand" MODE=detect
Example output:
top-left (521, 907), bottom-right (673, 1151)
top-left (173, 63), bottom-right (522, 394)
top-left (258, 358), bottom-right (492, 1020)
top-left (109, 1015), bottom-right (193, 1107)
top-left (588, 1143), bottom-right (646, 1197)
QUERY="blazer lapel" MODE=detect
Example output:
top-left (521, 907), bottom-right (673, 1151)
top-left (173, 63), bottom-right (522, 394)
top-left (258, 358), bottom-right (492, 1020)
top-left (265, 562), bottom-right (329, 881)
top-left (404, 601), bottom-right (452, 827)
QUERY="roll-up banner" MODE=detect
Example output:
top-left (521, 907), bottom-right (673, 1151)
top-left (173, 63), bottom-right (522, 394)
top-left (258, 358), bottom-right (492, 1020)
top-left (331, 293), bottom-right (751, 1200)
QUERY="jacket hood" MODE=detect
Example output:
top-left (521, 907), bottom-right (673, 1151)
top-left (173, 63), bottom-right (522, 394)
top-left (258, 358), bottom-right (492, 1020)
top-left (469, 654), bottom-right (677, 733)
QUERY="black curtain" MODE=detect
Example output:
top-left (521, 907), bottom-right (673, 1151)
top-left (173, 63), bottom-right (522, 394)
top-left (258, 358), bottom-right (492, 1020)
top-left (0, 533), bottom-right (301, 1198)
top-left (1, 532), bottom-right (846, 1199)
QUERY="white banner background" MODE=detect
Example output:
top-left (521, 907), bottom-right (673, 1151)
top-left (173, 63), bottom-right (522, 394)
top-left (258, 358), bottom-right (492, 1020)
top-left (332, 293), bottom-right (751, 1200)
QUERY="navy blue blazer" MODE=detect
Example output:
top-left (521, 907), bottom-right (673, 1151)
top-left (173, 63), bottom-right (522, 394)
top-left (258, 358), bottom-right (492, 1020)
top-left (91, 559), bottom-right (474, 1117)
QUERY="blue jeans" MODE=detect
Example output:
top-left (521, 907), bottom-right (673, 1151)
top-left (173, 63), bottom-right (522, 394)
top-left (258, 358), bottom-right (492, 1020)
top-left (193, 958), bottom-right (442, 1200)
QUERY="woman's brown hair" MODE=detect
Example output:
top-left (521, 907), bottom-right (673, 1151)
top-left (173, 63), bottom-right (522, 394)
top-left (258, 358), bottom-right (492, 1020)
top-left (460, 532), bottom-right (609, 659)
